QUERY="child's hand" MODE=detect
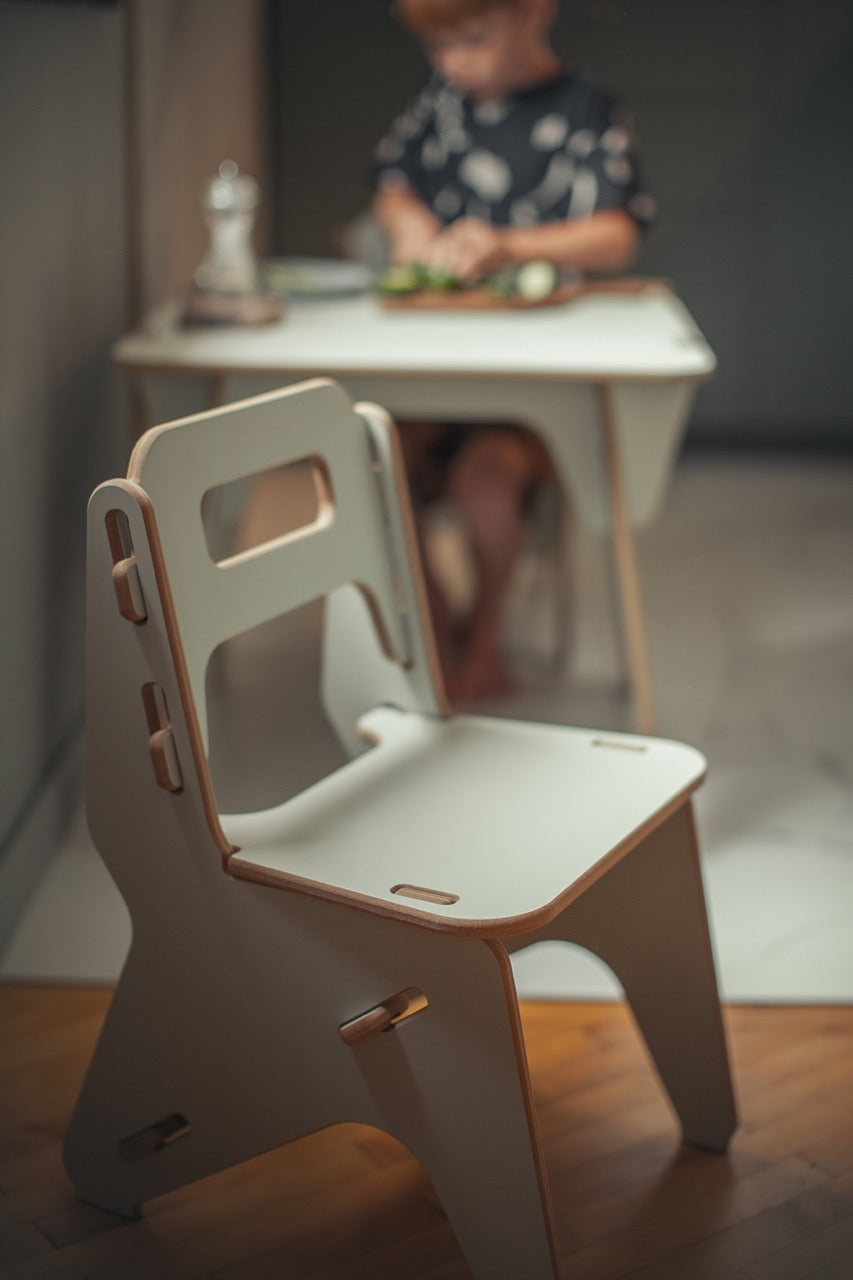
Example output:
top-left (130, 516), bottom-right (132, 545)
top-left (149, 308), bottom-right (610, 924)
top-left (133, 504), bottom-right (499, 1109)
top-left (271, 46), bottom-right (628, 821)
top-left (391, 225), bottom-right (441, 266)
top-left (374, 187), bottom-right (442, 267)
top-left (427, 218), bottom-right (509, 284)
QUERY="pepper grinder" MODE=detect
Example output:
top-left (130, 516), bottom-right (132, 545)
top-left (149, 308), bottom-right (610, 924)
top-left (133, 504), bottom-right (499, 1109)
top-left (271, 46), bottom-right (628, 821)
top-left (194, 160), bottom-right (259, 295)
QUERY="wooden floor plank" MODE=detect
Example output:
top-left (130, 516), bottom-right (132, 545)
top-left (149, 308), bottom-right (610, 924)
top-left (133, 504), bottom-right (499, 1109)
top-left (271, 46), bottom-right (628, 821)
top-left (1, 987), bottom-right (852, 1279)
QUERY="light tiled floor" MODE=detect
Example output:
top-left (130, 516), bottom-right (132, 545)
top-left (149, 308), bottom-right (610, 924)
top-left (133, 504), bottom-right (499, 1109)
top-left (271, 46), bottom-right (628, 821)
top-left (3, 450), bottom-right (852, 1002)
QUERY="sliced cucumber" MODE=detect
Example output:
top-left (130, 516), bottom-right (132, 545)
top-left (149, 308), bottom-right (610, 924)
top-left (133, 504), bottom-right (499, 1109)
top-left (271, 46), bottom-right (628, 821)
top-left (514, 259), bottom-right (558, 302)
top-left (378, 263), bottom-right (460, 294)
top-left (420, 265), bottom-right (458, 291)
top-left (378, 264), bottom-right (424, 295)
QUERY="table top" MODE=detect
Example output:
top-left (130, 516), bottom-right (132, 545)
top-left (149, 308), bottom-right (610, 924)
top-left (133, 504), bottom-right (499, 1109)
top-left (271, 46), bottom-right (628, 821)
top-left (114, 285), bottom-right (716, 384)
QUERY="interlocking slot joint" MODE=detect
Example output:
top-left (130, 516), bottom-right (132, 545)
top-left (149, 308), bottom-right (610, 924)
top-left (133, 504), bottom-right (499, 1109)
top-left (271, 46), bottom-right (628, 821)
top-left (105, 509), bottom-right (147, 623)
top-left (119, 1113), bottom-right (191, 1161)
top-left (141, 683), bottom-right (184, 793)
top-left (339, 987), bottom-right (428, 1045)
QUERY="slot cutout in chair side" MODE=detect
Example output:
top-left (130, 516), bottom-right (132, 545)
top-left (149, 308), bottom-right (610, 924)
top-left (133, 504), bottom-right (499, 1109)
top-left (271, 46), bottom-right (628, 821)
top-left (200, 455), bottom-right (334, 565)
top-left (105, 508), bottom-right (147, 623)
top-left (339, 987), bottom-right (429, 1045)
top-left (141, 683), bottom-right (184, 793)
top-left (119, 1113), bottom-right (191, 1162)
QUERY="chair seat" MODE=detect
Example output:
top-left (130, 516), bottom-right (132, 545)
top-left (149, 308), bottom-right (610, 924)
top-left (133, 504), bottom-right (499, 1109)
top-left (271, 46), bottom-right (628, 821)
top-left (225, 706), bottom-right (706, 935)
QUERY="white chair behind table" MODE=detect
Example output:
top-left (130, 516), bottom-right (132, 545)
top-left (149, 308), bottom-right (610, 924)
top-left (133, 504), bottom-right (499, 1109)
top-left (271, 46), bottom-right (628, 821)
top-left (64, 378), bottom-right (735, 1280)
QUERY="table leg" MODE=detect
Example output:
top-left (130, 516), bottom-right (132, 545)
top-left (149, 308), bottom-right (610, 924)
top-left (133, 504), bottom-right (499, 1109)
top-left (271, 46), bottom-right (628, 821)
top-left (597, 384), bottom-right (657, 735)
top-left (208, 372), bottom-right (229, 409)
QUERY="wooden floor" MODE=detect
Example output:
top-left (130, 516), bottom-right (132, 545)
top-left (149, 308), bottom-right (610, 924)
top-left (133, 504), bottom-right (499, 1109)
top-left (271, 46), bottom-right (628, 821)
top-left (1, 987), bottom-right (852, 1279)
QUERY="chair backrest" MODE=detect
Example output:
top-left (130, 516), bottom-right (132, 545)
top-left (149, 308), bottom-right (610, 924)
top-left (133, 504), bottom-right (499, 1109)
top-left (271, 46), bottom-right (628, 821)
top-left (119, 379), bottom-right (445, 751)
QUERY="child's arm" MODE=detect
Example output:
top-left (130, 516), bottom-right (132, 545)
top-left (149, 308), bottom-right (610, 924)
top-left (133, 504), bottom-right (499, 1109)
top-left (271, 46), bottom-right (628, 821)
top-left (374, 186), bottom-right (442, 265)
top-left (426, 210), bottom-right (639, 284)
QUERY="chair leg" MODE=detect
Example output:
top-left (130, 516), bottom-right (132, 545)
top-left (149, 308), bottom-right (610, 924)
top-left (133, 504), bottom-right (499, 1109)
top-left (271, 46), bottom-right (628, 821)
top-left (64, 947), bottom-right (211, 1217)
top-left (516, 802), bottom-right (736, 1152)
top-left (62, 940), bottom-right (327, 1218)
top-left (62, 894), bottom-right (390, 1217)
top-left (351, 938), bottom-right (560, 1280)
top-left (65, 888), bottom-right (560, 1276)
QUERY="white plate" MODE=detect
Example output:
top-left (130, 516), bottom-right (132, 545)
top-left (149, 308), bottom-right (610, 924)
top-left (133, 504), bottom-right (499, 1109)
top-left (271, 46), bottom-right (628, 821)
top-left (260, 257), bottom-right (374, 298)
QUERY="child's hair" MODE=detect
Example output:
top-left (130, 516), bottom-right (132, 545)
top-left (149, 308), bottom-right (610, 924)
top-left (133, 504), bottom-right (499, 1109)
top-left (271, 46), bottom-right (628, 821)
top-left (393, 0), bottom-right (521, 36)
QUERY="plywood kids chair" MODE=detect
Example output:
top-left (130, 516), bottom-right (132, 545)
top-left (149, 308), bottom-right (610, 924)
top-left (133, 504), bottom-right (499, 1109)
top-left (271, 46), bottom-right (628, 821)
top-left (65, 379), bottom-right (736, 1279)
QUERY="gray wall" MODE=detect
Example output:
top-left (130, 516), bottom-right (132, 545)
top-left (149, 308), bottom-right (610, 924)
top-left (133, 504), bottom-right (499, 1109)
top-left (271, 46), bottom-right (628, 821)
top-left (0, 0), bottom-right (271, 951)
top-left (0, 2), bottom-right (126, 946)
top-left (270, 0), bottom-right (853, 445)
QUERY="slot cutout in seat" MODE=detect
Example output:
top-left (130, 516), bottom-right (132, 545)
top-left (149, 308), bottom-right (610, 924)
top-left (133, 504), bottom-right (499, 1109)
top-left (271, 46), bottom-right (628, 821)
top-left (391, 883), bottom-right (460, 906)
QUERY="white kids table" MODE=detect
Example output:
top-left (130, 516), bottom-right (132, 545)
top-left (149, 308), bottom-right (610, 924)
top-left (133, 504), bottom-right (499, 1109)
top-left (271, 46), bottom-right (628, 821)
top-left (113, 284), bottom-right (716, 732)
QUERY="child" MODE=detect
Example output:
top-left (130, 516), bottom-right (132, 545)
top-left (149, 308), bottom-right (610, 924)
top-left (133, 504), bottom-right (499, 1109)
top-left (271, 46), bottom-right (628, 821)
top-left (374, 0), bottom-right (653, 699)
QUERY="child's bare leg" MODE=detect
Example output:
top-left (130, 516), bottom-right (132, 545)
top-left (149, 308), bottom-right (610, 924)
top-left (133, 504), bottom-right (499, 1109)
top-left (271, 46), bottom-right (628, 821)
top-left (444, 428), bottom-right (544, 700)
top-left (397, 421), bottom-right (554, 701)
top-left (397, 421), bottom-right (469, 684)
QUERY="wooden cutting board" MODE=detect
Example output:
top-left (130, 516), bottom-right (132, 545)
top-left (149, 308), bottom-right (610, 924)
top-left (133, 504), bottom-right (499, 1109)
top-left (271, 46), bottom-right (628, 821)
top-left (379, 276), bottom-right (670, 311)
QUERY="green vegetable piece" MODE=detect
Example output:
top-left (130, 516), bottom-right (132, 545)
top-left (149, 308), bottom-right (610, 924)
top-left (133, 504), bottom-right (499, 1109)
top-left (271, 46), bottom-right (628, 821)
top-left (482, 268), bottom-right (517, 299)
top-left (421, 266), bottom-right (458, 291)
top-left (378, 265), bottom-right (424, 295)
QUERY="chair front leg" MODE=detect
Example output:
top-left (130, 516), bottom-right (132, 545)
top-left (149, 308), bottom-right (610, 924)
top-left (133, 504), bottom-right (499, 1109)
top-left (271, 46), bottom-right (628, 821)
top-left (345, 937), bottom-right (561, 1280)
top-left (512, 802), bottom-right (737, 1152)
